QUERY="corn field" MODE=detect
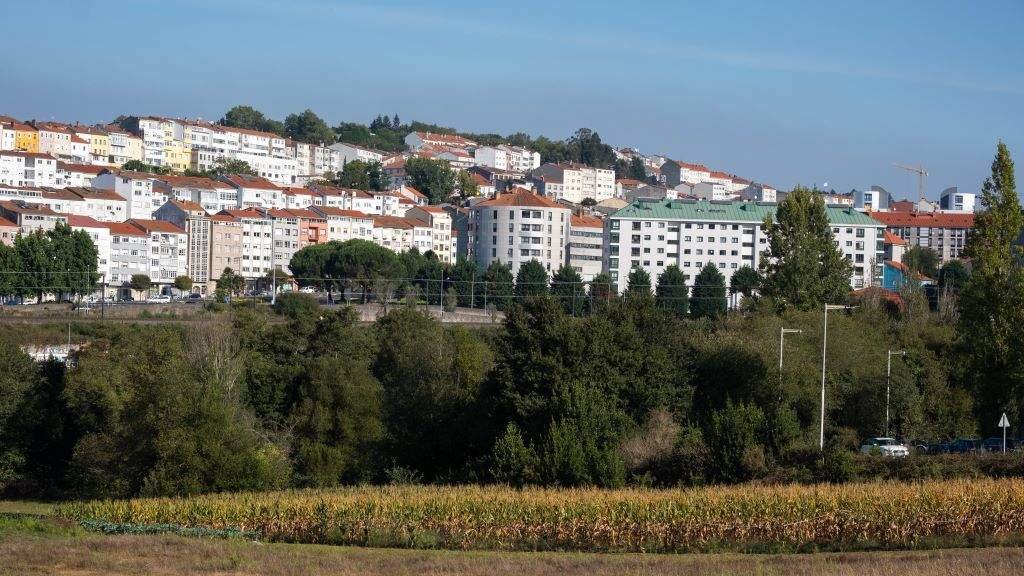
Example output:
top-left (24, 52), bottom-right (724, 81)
top-left (54, 479), bottom-right (1024, 553)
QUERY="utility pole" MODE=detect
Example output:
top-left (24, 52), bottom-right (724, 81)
top-left (821, 304), bottom-right (857, 449)
top-left (893, 163), bottom-right (928, 210)
top-left (779, 328), bottom-right (802, 371)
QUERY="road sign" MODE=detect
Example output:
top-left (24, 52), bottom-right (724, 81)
top-left (999, 413), bottom-right (1011, 453)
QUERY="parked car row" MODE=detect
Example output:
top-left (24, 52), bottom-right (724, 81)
top-left (861, 436), bottom-right (1020, 457)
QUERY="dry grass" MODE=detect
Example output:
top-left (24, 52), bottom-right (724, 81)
top-left (1, 531), bottom-right (1023, 576)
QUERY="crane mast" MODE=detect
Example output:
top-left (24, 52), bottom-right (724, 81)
top-left (893, 163), bottom-right (928, 208)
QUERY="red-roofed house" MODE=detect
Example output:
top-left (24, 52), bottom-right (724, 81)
top-left (371, 215), bottom-right (432, 254)
top-left (0, 216), bottom-right (18, 246)
top-left (65, 215), bottom-right (111, 283)
top-left (0, 200), bottom-right (67, 234)
top-left (104, 221), bottom-right (149, 296)
top-left (155, 175), bottom-right (237, 214)
top-left (405, 131), bottom-right (478, 151)
top-left (154, 200), bottom-right (216, 293)
top-left (282, 187), bottom-right (317, 209)
top-left (93, 169), bottom-right (162, 219)
top-left (285, 208), bottom-right (328, 248)
top-left (57, 162), bottom-right (105, 187)
top-left (221, 174), bottom-right (285, 209)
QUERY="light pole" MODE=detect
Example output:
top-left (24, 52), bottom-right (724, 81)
top-left (886, 349), bottom-right (907, 437)
top-left (820, 304), bottom-right (857, 450)
top-left (269, 217), bottom-right (277, 306)
top-left (779, 328), bottom-right (802, 371)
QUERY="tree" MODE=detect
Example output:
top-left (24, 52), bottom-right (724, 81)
top-left (550, 264), bottom-right (585, 315)
top-left (195, 157), bottom-right (256, 178)
top-left (567, 128), bottom-right (616, 169)
top-left (588, 271), bottom-right (615, 311)
top-left (903, 246), bottom-right (940, 278)
top-left (730, 265), bottom-right (761, 298)
top-left (759, 186), bottom-right (853, 309)
top-left (625, 268), bottom-right (653, 301)
top-left (691, 263), bottom-right (727, 319)
top-left (515, 260), bottom-right (549, 298)
top-left (129, 274), bottom-right (152, 297)
top-left (46, 223), bottom-right (99, 299)
top-left (456, 170), bottom-right (480, 198)
top-left (628, 157), bottom-right (647, 181)
top-left (121, 160), bottom-right (170, 174)
top-left (173, 276), bottom-right (193, 293)
top-left (655, 265), bottom-right (688, 316)
top-left (216, 267), bottom-right (245, 297)
top-left (405, 157), bottom-right (457, 204)
top-left (335, 160), bottom-right (387, 191)
top-left (938, 259), bottom-right (970, 295)
top-left (284, 109), bottom-right (335, 145)
top-left (483, 261), bottom-right (514, 311)
top-left (959, 141), bottom-right (1024, 433)
top-left (448, 257), bottom-right (478, 307)
top-left (219, 105), bottom-right (285, 136)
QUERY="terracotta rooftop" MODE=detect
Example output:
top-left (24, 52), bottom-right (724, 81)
top-left (64, 214), bottom-right (106, 228)
top-left (868, 210), bottom-right (975, 228)
top-left (105, 221), bottom-right (147, 236)
top-left (127, 218), bottom-right (185, 234)
top-left (221, 174), bottom-right (282, 190)
top-left (475, 187), bottom-right (567, 209)
top-left (571, 214), bottom-right (603, 228)
top-left (312, 206), bottom-right (373, 218)
top-left (57, 162), bottom-right (105, 175)
top-left (157, 175), bottom-right (233, 189)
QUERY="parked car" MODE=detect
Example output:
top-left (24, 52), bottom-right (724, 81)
top-left (299, 286), bottom-right (316, 294)
top-left (119, 294), bottom-right (135, 303)
top-left (982, 437), bottom-right (1017, 453)
top-left (925, 442), bottom-right (952, 455)
top-left (949, 438), bottom-right (982, 454)
top-left (147, 294), bottom-right (172, 304)
top-left (859, 437), bottom-right (910, 457)
top-left (185, 293), bottom-right (203, 303)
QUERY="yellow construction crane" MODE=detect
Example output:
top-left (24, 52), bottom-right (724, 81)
top-left (893, 162), bottom-right (928, 205)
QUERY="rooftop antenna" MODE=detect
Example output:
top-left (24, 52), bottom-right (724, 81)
top-left (893, 163), bottom-right (927, 210)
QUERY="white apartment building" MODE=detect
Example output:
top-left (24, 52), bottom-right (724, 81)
top-left (263, 209), bottom-right (301, 275)
top-left (939, 187), bottom-right (976, 213)
top-left (154, 175), bottom-right (237, 214)
top-left (35, 125), bottom-right (89, 162)
top-left (474, 145), bottom-right (541, 173)
top-left (57, 162), bottom-right (104, 187)
top-left (329, 142), bottom-right (383, 166)
top-left (105, 222), bottom-right (150, 295)
top-left (282, 187), bottom-right (316, 209)
top-left (406, 205), bottom-right (453, 263)
top-left (469, 188), bottom-right (571, 274)
top-left (311, 206), bottom-right (375, 243)
top-left (105, 127), bottom-right (144, 165)
top-left (61, 187), bottom-right (128, 222)
top-left (371, 215), bottom-right (433, 254)
top-left (567, 214), bottom-right (604, 282)
top-left (0, 200), bottom-right (68, 235)
top-left (603, 198), bottom-right (885, 293)
top-left (530, 163), bottom-right (616, 204)
top-left (65, 215), bottom-right (111, 284)
top-left (662, 160), bottom-right (712, 187)
top-left (154, 199), bottom-right (212, 289)
top-left (125, 116), bottom-right (172, 167)
top-left (221, 174), bottom-right (285, 209)
top-left (128, 219), bottom-right (188, 286)
top-left (0, 151), bottom-right (59, 188)
top-left (93, 169), bottom-right (161, 219)
top-left (220, 209), bottom-right (273, 279)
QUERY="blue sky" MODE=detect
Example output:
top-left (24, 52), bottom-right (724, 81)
top-left (4, 0), bottom-right (1022, 197)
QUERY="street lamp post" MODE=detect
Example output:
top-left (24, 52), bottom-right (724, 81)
top-left (886, 349), bottom-right (907, 437)
top-left (820, 304), bottom-right (857, 450)
top-left (779, 327), bottom-right (802, 371)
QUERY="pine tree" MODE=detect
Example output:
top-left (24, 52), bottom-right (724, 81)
top-left (691, 263), bottom-right (727, 319)
top-left (550, 264), bottom-right (585, 315)
top-left (625, 268), bottom-right (653, 301)
top-left (655, 264), bottom-right (688, 316)
top-left (515, 259), bottom-right (549, 298)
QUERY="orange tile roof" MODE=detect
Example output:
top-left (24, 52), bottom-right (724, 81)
top-left (284, 208), bottom-right (324, 220)
top-left (372, 215), bottom-right (420, 229)
top-left (616, 178), bottom-right (644, 186)
top-left (221, 174), bottom-right (281, 190)
top-left (65, 187), bottom-right (124, 201)
top-left (105, 222), bottom-right (147, 236)
top-left (475, 187), bottom-right (567, 209)
top-left (64, 214), bottom-right (106, 228)
top-left (313, 206), bottom-right (373, 218)
top-left (571, 214), bottom-right (603, 228)
top-left (217, 208), bottom-right (267, 219)
top-left (883, 230), bottom-right (906, 246)
top-left (0, 150), bottom-right (56, 160)
top-left (57, 162), bottom-right (105, 175)
top-left (868, 210), bottom-right (975, 228)
top-left (0, 200), bottom-right (61, 215)
top-left (167, 199), bottom-right (207, 213)
top-left (127, 218), bottom-right (185, 234)
top-left (157, 175), bottom-right (233, 189)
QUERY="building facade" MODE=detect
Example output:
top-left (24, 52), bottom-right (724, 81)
top-left (469, 188), bottom-right (572, 274)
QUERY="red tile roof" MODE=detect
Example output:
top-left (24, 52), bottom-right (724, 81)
top-left (65, 187), bottom-right (124, 201)
top-left (157, 175), bottom-right (233, 189)
top-left (284, 208), bottom-right (324, 220)
top-left (372, 215), bottom-right (420, 229)
top-left (412, 131), bottom-right (477, 147)
top-left (616, 178), bottom-right (644, 187)
top-left (0, 200), bottom-right (60, 215)
top-left (105, 222), bottom-right (147, 236)
top-left (571, 214), bottom-right (603, 228)
top-left (0, 150), bottom-right (56, 160)
top-left (313, 206), bottom-right (373, 219)
top-left (475, 187), bottom-right (567, 209)
top-left (221, 174), bottom-right (281, 190)
top-left (127, 219), bottom-right (185, 234)
top-left (883, 230), bottom-right (906, 246)
top-left (57, 162), bottom-right (105, 175)
top-left (167, 199), bottom-right (207, 213)
top-left (217, 208), bottom-right (267, 219)
top-left (64, 215), bottom-right (106, 228)
top-left (868, 210), bottom-right (975, 228)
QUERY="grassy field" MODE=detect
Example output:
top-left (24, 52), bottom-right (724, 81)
top-left (1, 512), bottom-right (1024, 576)
top-left (55, 479), bottom-right (1024, 554)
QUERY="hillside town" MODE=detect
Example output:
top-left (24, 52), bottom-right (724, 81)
top-left (0, 112), bottom-right (976, 300)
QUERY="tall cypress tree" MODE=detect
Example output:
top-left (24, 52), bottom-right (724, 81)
top-left (655, 264), bottom-right (688, 316)
top-left (759, 186), bottom-right (852, 309)
top-left (959, 141), bottom-right (1024, 433)
top-left (691, 263), bottom-right (727, 319)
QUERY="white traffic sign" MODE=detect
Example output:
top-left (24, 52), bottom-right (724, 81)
top-left (999, 413), bottom-right (1011, 453)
